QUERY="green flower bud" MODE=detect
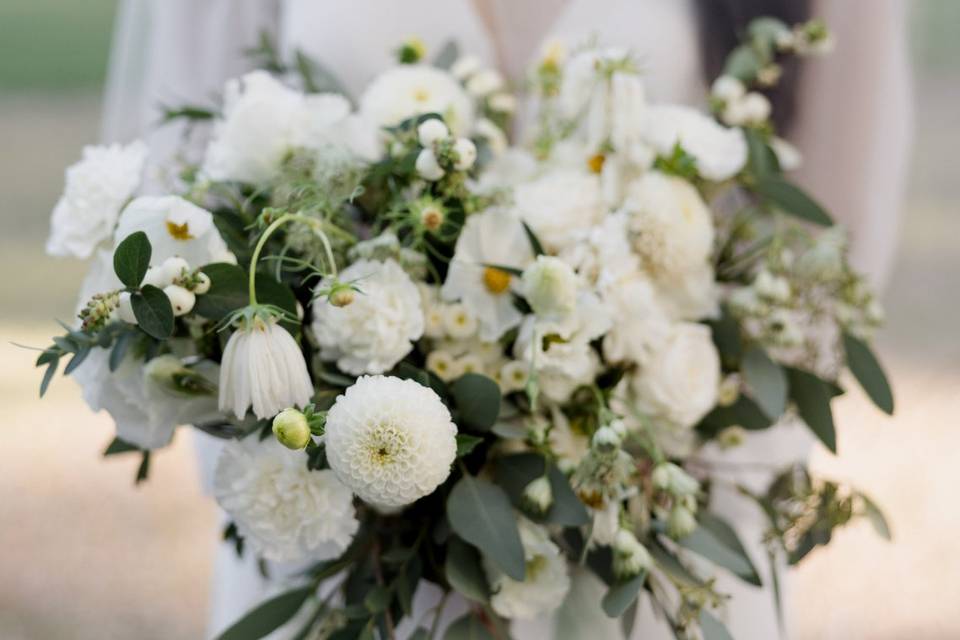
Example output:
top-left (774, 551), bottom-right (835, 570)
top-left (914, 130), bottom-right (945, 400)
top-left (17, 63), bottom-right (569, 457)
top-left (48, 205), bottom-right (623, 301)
top-left (272, 408), bottom-right (311, 450)
top-left (667, 505), bottom-right (698, 539)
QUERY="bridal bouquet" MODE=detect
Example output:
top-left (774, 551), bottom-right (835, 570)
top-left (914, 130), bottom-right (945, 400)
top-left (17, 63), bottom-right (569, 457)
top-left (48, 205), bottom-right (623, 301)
top-left (38, 17), bottom-right (892, 640)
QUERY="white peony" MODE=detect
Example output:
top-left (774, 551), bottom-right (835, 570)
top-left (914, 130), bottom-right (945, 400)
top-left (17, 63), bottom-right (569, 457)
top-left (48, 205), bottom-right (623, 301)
top-left (360, 65), bottom-right (474, 135)
top-left (203, 71), bottom-right (368, 184)
top-left (213, 438), bottom-right (358, 563)
top-left (72, 350), bottom-right (220, 449)
top-left (632, 322), bottom-right (720, 428)
top-left (324, 375), bottom-right (457, 509)
top-left (441, 208), bottom-right (533, 341)
top-left (623, 171), bottom-right (714, 280)
top-left (114, 196), bottom-right (235, 268)
top-left (219, 316), bottom-right (314, 420)
top-left (46, 140), bottom-right (147, 259)
top-left (312, 259), bottom-right (423, 375)
top-left (512, 169), bottom-right (604, 252)
top-left (485, 518), bottom-right (570, 620)
top-left (642, 105), bottom-right (747, 181)
top-left (521, 256), bottom-right (578, 319)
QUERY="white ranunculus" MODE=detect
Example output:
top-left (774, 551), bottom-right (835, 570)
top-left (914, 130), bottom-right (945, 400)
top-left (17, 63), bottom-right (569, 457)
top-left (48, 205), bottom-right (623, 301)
top-left (632, 322), bottom-right (720, 429)
top-left (642, 105), bottom-right (747, 181)
top-left (360, 65), bottom-right (474, 135)
top-left (602, 275), bottom-right (672, 365)
top-left (46, 140), bottom-right (147, 259)
top-left (441, 208), bottom-right (534, 341)
top-left (114, 195), bottom-right (234, 268)
top-left (312, 259), bottom-right (423, 375)
top-left (624, 171), bottom-right (714, 279)
top-left (72, 349), bottom-right (220, 449)
top-left (213, 438), bottom-right (358, 563)
top-left (485, 518), bottom-right (570, 620)
top-left (522, 256), bottom-right (578, 319)
top-left (219, 316), bottom-right (314, 420)
top-left (512, 169), bottom-right (604, 252)
top-left (324, 375), bottom-right (457, 509)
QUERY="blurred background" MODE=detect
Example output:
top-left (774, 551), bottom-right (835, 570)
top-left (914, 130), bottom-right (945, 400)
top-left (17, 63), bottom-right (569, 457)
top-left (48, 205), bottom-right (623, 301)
top-left (1, 1), bottom-right (957, 638)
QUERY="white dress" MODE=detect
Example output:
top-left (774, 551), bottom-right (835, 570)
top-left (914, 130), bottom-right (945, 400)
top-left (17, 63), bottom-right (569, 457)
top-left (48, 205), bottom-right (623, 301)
top-left (103, 1), bottom-right (912, 637)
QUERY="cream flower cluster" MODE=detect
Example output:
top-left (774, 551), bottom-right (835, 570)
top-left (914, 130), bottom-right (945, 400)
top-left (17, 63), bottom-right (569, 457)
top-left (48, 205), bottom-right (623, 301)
top-left (214, 438), bottom-right (358, 563)
top-left (324, 376), bottom-right (457, 509)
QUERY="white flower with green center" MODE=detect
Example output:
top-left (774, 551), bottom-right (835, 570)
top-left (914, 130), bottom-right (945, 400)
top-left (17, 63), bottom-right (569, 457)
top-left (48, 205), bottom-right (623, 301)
top-left (324, 376), bottom-right (457, 510)
top-left (360, 65), bottom-right (474, 136)
top-left (641, 104), bottom-right (747, 181)
top-left (214, 438), bottom-right (358, 563)
top-left (484, 518), bottom-right (570, 620)
top-left (441, 208), bottom-right (534, 341)
top-left (46, 140), bottom-right (147, 259)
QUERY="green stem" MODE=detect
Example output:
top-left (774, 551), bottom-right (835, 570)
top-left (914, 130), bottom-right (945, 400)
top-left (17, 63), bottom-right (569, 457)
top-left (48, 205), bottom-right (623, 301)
top-left (247, 212), bottom-right (339, 305)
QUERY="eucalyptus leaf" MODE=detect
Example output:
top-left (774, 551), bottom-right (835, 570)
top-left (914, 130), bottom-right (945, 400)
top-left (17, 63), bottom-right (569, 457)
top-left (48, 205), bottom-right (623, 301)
top-left (109, 330), bottom-right (133, 372)
top-left (113, 231), bottom-right (151, 288)
top-left (842, 332), bottom-right (894, 414)
top-left (699, 609), bottom-right (735, 640)
top-left (859, 492), bottom-right (892, 541)
top-left (445, 536), bottom-right (490, 603)
top-left (135, 451), bottom-right (151, 484)
top-left (433, 40), bottom-right (460, 69)
top-left (456, 434), bottom-right (483, 457)
top-left (132, 285), bottom-right (174, 340)
top-left (754, 176), bottom-right (833, 226)
top-left (741, 346), bottom-right (788, 420)
top-left (450, 373), bottom-right (501, 431)
top-left (678, 513), bottom-right (762, 586)
top-left (444, 613), bottom-right (495, 640)
top-left (601, 572), bottom-right (646, 618)
top-left (744, 127), bottom-right (781, 178)
top-left (786, 367), bottom-right (837, 453)
top-left (39, 357), bottom-right (59, 397)
top-left (63, 346), bottom-right (91, 375)
top-left (103, 437), bottom-right (138, 456)
top-left (447, 474), bottom-right (525, 581)
top-left (723, 44), bottom-right (762, 81)
top-left (216, 587), bottom-right (314, 640)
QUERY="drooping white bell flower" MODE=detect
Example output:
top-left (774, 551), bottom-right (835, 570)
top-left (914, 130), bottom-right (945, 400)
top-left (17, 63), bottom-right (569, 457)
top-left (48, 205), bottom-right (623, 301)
top-left (441, 208), bottom-right (534, 341)
top-left (324, 375), bottom-right (457, 510)
top-left (46, 140), bottom-right (147, 259)
top-left (219, 313), bottom-right (314, 420)
top-left (213, 437), bottom-right (359, 563)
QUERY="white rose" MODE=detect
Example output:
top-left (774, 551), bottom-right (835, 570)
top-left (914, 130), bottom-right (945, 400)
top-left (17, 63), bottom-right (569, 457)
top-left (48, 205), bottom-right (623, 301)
top-left (46, 140), bottom-right (147, 258)
top-left (312, 259), bottom-right (424, 375)
top-left (512, 169), bottom-right (604, 252)
top-left (642, 105), bottom-right (747, 181)
top-left (632, 322), bottom-right (720, 428)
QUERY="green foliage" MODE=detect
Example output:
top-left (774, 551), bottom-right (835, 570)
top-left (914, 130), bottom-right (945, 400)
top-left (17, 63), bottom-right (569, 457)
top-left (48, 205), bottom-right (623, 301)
top-left (192, 262), bottom-right (299, 330)
top-left (113, 231), bottom-right (151, 288)
top-left (741, 346), bottom-right (788, 420)
top-left (601, 572), bottom-right (646, 617)
top-left (444, 613), bottom-right (495, 640)
top-left (494, 453), bottom-right (590, 526)
top-left (215, 586), bottom-right (314, 640)
top-left (131, 285), bottom-right (175, 340)
top-left (678, 513), bottom-right (762, 586)
top-left (744, 127), bottom-right (781, 177)
top-left (520, 220), bottom-right (546, 257)
top-left (842, 333), bottom-right (894, 414)
top-left (653, 143), bottom-right (699, 181)
top-left (786, 367), bottom-right (837, 452)
top-left (446, 474), bottom-right (526, 581)
top-left (455, 434), bottom-right (483, 457)
top-left (753, 176), bottom-right (834, 226)
top-left (445, 536), bottom-right (490, 603)
top-left (433, 40), bottom-right (460, 69)
top-left (700, 609), bottom-right (735, 640)
top-left (450, 373), bottom-right (501, 431)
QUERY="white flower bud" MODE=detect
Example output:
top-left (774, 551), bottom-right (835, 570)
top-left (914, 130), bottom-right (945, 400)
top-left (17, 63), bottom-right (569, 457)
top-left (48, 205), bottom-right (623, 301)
top-left (754, 270), bottom-right (791, 302)
top-left (162, 256), bottom-right (190, 282)
top-left (711, 75), bottom-right (746, 102)
top-left (613, 529), bottom-right (652, 578)
top-left (609, 419), bottom-right (627, 438)
top-left (163, 284), bottom-right (196, 316)
top-left (651, 463), bottom-right (672, 491)
top-left (415, 148), bottom-right (445, 181)
top-left (272, 408), bottom-right (312, 450)
top-left (521, 256), bottom-right (578, 318)
top-left (450, 55), bottom-right (482, 80)
top-left (142, 265), bottom-right (171, 289)
top-left (522, 476), bottom-right (553, 515)
top-left (117, 291), bottom-right (137, 324)
top-left (667, 505), bottom-right (698, 538)
top-left (741, 92), bottom-right (772, 124)
top-left (717, 373), bottom-right (741, 407)
top-left (194, 271), bottom-right (212, 294)
top-left (489, 92), bottom-right (517, 113)
top-left (652, 462), bottom-right (699, 496)
top-left (592, 425), bottom-right (621, 452)
top-left (452, 137), bottom-right (477, 171)
top-left (417, 118), bottom-right (449, 147)
top-left (465, 69), bottom-right (503, 97)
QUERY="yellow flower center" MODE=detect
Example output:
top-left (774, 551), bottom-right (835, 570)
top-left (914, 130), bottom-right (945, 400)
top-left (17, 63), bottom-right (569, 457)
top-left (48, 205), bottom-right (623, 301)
top-left (482, 267), bottom-right (511, 295)
top-left (413, 87), bottom-right (431, 103)
top-left (587, 153), bottom-right (606, 174)
top-left (166, 220), bottom-right (193, 241)
top-left (526, 555), bottom-right (549, 579)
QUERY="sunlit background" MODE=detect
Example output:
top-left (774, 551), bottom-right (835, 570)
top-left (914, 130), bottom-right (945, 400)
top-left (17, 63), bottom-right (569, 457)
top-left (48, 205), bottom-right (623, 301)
top-left (1, 1), bottom-right (958, 638)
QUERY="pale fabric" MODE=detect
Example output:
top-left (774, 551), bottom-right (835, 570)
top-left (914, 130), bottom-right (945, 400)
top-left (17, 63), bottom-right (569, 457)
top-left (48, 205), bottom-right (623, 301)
top-left (102, 1), bottom-right (912, 638)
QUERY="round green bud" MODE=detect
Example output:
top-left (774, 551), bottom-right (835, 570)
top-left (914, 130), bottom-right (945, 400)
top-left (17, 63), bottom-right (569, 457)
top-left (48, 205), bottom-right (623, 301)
top-left (272, 408), bottom-right (311, 450)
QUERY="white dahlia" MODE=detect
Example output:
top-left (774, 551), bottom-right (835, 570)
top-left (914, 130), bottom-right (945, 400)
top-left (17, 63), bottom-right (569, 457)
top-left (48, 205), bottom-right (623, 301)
top-left (360, 65), bottom-right (474, 135)
top-left (441, 208), bottom-right (533, 341)
top-left (46, 140), bottom-right (147, 259)
top-left (641, 105), bottom-right (747, 182)
top-left (511, 169), bottom-right (604, 253)
top-left (219, 316), bottom-right (314, 420)
top-left (312, 259), bottom-right (423, 375)
top-left (485, 518), bottom-right (570, 620)
top-left (114, 195), bottom-right (235, 268)
top-left (213, 438), bottom-right (358, 563)
top-left (324, 376), bottom-right (457, 509)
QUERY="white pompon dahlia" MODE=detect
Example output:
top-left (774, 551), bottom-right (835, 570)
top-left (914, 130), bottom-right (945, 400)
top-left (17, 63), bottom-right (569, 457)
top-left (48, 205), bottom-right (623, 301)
top-left (324, 376), bottom-right (457, 509)
top-left (219, 316), bottom-right (314, 420)
top-left (485, 518), bottom-right (570, 620)
top-left (312, 259), bottom-right (424, 375)
top-left (46, 140), bottom-right (147, 259)
top-left (642, 105), bottom-right (747, 182)
top-left (360, 65), bottom-right (474, 135)
top-left (213, 438), bottom-right (359, 563)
